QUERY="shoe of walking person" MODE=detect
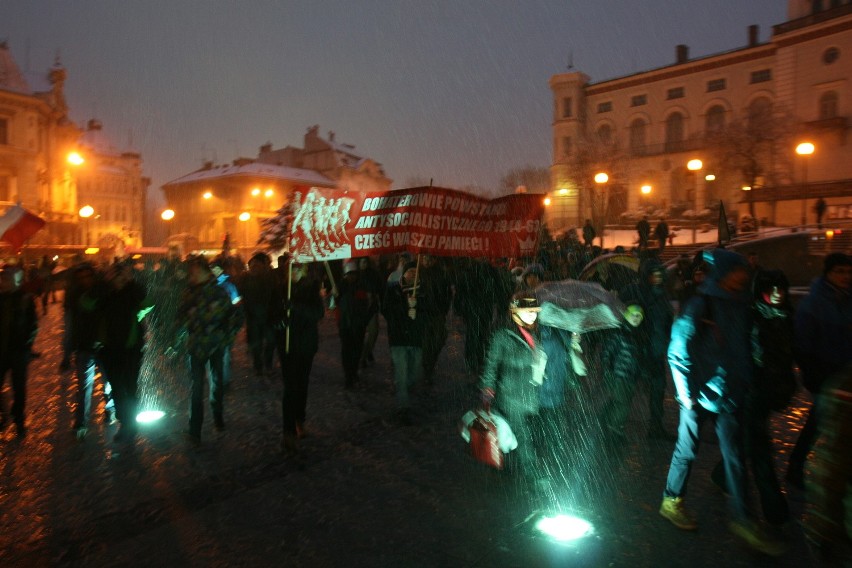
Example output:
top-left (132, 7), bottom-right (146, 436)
top-left (659, 496), bottom-right (697, 530)
top-left (728, 519), bottom-right (786, 556)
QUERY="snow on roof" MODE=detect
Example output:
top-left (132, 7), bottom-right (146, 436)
top-left (164, 161), bottom-right (336, 187)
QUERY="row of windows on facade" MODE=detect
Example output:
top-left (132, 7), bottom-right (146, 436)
top-left (88, 204), bottom-right (134, 223)
top-left (560, 91), bottom-right (841, 158)
top-left (79, 178), bottom-right (137, 195)
top-left (561, 70), bottom-right (775, 120)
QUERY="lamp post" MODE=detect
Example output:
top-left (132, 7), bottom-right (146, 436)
top-left (687, 159), bottom-right (703, 243)
top-left (238, 211), bottom-right (251, 252)
top-left (161, 209), bottom-right (175, 239)
top-left (796, 142), bottom-right (815, 227)
top-left (79, 205), bottom-right (94, 246)
top-left (594, 172), bottom-right (608, 248)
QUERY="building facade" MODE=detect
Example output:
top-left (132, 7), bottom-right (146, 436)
top-left (549, 0), bottom-right (852, 232)
top-left (0, 42), bottom-right (149, 253)
top-left (161, 125), bottom-right (392, 254)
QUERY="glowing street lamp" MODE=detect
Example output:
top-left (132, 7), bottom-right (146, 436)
top-left (79, 205), bottom-right (94, 245)
top-left (67, 151), bottom-right (85, 166)
top-left (202, 191), bottom-right (213, 200)
top-left (543, 197), bottom-right (552, 206)
top-left (687, 159), bottom-right (703, 171)
top-left (705, 174), bottom-right (716, 181)
top-left (239, 211), bottom-right (251, 249)
top-left (593, 172), bottom-right (609, 184)
top-left (161, 209), bottom-right (175, 221)
top-left (796, 142), bottom-right (815, 226)
top-left (640, 184), bottom-right (652, 195)
top-left (264, 189), bottom-right (273, 198)
top-left (251, 187), bottom-right (261, 197)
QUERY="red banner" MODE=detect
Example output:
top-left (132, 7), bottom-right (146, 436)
top-left (287, 186), bottom-right (544, 261)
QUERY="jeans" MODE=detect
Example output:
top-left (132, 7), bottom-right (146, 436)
top-left (390, 345), bottom-right (422, 408)
top-left (664, 404), bottom-right (749, 521)
top-left (98, 348), bottom-right (141, 429)
top-left (188, 349), bottom-right (225, 436)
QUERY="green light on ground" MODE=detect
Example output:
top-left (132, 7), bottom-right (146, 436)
top-left (136, 410), bottom-right (165, 424)
top-left (535, 514), bottom-right (594, 542)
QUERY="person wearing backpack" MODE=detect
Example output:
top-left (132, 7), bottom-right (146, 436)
top-left (659, 249), bottom-right (783, 556)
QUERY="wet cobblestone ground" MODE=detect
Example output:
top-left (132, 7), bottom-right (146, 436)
top-left (0, 298), bottom-right (820, 567)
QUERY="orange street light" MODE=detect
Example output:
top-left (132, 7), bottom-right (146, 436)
top-left (640, 185), bottom-right (652, 195)
top-left (79, 205), bottom-right (94, 246)
top-left (67, 151), bottom-right (85, 166)
top-left (594, 172), bottom-right (609, 184)
top-left (238, 211), bottom-right (251, 222)
top-left (705, 174), bottom-right (716, 181)
top-left (796, 142), bottom-right (815, 156)
top-left (264, 189), bottom-right (273, 197)
top-left (251, 187), bottom-right (261, 196)
top-left (161, 209), bottom-right (175, 221)
top-left (203, 191), bottom-right (213, 200)
top-left (687, 159), bottom-right (703, 171)
top-left (543, 197), bottom-right (552, 206)
top-left (796, 142), bottom-right (815, 225)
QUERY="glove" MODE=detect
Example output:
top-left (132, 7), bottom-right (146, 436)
top-left (407, 307), bottom-right (416, 320)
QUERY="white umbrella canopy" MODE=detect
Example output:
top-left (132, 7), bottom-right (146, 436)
top-left (534, 279), bottom-right (625, 333)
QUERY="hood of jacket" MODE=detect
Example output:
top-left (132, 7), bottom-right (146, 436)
top-left (698, 248), bottom-right (750, 301)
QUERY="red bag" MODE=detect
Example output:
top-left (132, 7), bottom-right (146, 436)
top-left (468, 412), bottom-right (504, 470)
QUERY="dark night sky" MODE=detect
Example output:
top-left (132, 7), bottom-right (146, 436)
top-left (2, 0), bottom-right (786, 205)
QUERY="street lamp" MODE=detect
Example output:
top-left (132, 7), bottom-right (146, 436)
top-left (640, 184), bottom-right (652, 195)
top-left (67, 151), bottom-right (85, 166)
top-left (796, 142), bottom-right (815, 226)
top-left (161, 209), bottom-right (175, 238)
top-left (239, 211), bottom-right (251, 251)
top-left (79, 205), bottom-right (94, 245)
top-left (593, 172), bottom-right (609, 247)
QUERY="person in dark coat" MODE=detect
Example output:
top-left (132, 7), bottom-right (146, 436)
top-left (619, 258), bottom-right (675, 439)
top-left (660, 249), bottom-right (783, 556)
top-left (96, 261), bottom-right (152, 444)
top-left (241, 252), bottom-right (278, 377)
top-left (710, 269), bottom-right (796, 529)
top-left (0, 265), bottom-right (38, 438)
top-left (582, 219), bottom-right (596, 248)
top-left (654, 218), bottom-right (670, 252)
top-left (277, 262), bottom-right (324, 454)
top-left (600, 303), bottom-right (645, 438)
top-left (382, 261), bottom-right (425, 422)
top-left (480, 293), bottom-right (546, 485)
top-left (787, 252), bottom-right (852, 489)
top-left (417, 255), bottom-right (452, 385)
top-left (453, 258), bottom-right (501, 377)
top-left (334, 260), bottom-right (375, 388)
top-left (636, 216), bottom-right (651, 249)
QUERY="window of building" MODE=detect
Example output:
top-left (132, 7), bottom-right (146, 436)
top-left (562, 136), bottom-right (572, 157)
top-left (750, 69), bottom-right (772, 84)
top-left (562, 97), bottom-right (573, 118)
top-left (707, 79), bottom-right (726, 92)
top-left (705, 105), bottom-right (726, 134)
top-left (747, 97), bottom-right (772, 132)
top-left (597, 101), bottom-right (613, 113)
top-left (819, 91), bottom-right (839, 120)
top-left (0, 176), bottom-right (9, 201)
top-left (666, 87), bottom-right (684, 100)
top-left (823, 47), bottom-right (840, 65)
top-left (629, 119), bottom-right (647, 154)
top-left (631, 94), bottom-right (647, 107)
top-left (597, 124), bottom-right (613, 145)
top-left (665, 112), bottom-right (685, 151)
top-left (0, 118), bottom-right (8, 145)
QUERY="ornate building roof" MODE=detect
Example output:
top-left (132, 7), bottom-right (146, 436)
top-left (0, 41), bottom-right (31, 94)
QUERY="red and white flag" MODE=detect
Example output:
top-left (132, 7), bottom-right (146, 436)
top-left (0, 205), bottom-right (46, 251)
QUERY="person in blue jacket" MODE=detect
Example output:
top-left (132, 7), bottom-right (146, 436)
top-left (659, 248), bottom-right (783, 556)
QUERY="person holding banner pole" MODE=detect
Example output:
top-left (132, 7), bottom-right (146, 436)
top-left (277, 261), bottom-right (323, 454)
top-left (335, 260), bottom-right (374, 389)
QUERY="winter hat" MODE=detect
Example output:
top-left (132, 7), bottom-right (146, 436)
top-left (703, 248), bottom-right (748, 281)
top-left (754, 269), bottom-right (789, 296)
top-left (823, 252), bottom-right (852, 276)
top-left (510, 292), bottom-right (540, 312)
top-left (343, 260), bottom-right (358, 274)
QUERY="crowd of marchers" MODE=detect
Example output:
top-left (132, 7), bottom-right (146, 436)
top-left (0, 237), bottom-right (849, 563)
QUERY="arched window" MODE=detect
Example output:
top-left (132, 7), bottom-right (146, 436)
top-left (819, 91), bottom-right (838, 120)
top-left (705, 105), bottom-right (726, 134)
top-left (597, 124), bottom-right (613, 145)
top-left (665, 112), bottom-right (685, 152)
top-left (747, 97), bottom-right (772, 132)
top-left (629, 119), bottom-right (646, 155)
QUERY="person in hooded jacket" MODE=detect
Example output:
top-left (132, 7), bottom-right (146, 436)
top-left (0, 265), bottom-right (38, 438)
top-left (787, 252), bottom-right (852, 489)
top-left (619, 258), bottom-right (675, 439)
top-left (710, 269), bottom-right (796, 529)
top-left (599, 303), bottom-right (646, 439)
top-left (334, 260), bottom-right (375, 388)
top-left (659, 249), bottom-right (783, 556)
top-left (480, 293), bottom-right (546, 485)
